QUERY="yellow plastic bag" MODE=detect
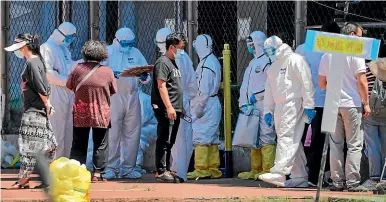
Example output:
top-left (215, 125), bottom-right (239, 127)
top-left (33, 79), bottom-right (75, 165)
top-left (50, 157), bottom-right (91, 202)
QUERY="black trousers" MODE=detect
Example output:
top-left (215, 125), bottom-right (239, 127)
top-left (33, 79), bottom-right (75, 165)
top-left (301, 107), bottom-right (330, 185)
top-left (70, 127), bottom-right (109, 173)
top-left (154, 109), bottom-right (181, 174)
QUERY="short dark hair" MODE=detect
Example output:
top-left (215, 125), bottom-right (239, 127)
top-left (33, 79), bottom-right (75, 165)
top-left (166, 33), bottom-right (186, 50)
top-left (81, 40), bottom-right (108, 62)
top-left (341, 21), bottom-right (363, 35)
top-left (321, 21), bottom-right (341, 34)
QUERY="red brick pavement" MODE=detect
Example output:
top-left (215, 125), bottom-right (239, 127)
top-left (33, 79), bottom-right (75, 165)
top-left (0, 172), bottom-right (378, 202)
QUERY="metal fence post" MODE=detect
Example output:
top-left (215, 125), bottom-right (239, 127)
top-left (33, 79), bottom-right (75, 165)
top-left (222, 43), bottom-right (233, 178)
top-left (89, 1), bottom-right (100, 40)
top-left (0, 0), bottom-right (9, 133)
top-left (187, 0), bottom-right (197, 62)
top-left (295, 0), bottom-right (307, 47)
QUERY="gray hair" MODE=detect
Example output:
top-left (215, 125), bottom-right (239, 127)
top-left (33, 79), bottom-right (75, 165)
top-left (81, 40), bottom-right (108, 62)
top-left (341, 22), bottom-right (363, 36)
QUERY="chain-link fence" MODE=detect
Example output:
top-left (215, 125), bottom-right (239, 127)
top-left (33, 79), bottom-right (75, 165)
top-left (2, 1), bottom-right (386, 137)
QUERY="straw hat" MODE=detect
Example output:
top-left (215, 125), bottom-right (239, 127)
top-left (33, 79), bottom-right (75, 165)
top-left (369, 58), bottom-right (386, 82)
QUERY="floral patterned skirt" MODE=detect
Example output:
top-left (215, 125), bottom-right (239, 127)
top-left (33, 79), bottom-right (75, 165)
top-left (18, 111), bottom-right (57, 179)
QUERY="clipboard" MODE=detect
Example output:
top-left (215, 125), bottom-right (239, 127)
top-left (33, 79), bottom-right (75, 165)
top-left (119, 65), bottom-right (154, 77)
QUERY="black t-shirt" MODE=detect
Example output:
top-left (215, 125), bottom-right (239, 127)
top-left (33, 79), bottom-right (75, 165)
top-left (151, 55), bottom-right (183, 112)
top-left (21, 57), bottom-right (51, 114)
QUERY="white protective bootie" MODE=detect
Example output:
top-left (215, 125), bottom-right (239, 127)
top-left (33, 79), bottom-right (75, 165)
top-left (258, 173), bottom-right (286, 187)
top-left (285, 177), bottom-right (309, 188)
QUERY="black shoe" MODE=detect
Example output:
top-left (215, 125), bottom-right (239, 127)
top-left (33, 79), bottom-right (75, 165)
top-left (170, 171), bottom-right (184, 183)
top-left (329, 185), bottom-right (345, 191)
top-left (155, 171), bottom-right (175, 183)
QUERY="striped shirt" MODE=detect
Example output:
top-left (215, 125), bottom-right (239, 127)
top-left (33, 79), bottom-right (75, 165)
top-left (366, 65), bottom-right (376, 96)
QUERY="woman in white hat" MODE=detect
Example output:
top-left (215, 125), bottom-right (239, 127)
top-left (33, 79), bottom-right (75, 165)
top-left (4, 34), bottom-right (57, 189)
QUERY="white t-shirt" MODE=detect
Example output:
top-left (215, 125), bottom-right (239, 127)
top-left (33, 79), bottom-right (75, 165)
top-left (318, 54), bottom-right (366, 107)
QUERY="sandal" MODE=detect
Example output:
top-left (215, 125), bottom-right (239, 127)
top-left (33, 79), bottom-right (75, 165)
top-left (7, 181), bottom-right (30, 190)
top-left (91, 174), bottom-right (107, 183)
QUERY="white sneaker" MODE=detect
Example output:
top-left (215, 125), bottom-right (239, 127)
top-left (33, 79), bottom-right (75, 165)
top-left (285, 178), bottom-right (309, 188)
top-left (258, 173), bottom-right (286, 187)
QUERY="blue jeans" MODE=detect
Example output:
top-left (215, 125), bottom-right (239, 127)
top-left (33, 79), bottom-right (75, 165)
top-left (364, 120), bottom-right (386, 180)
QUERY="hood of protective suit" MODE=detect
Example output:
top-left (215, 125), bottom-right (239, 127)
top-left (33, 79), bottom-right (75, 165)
top-left (113, 27), bottom-right (135, 53)
top-left (249, 31), bottom-right (266, 58)
top-left (155, 28), bottom-right (173, 54)
top-left (264, 36), bottom-right (293, 62)
top-left (49, 22), bottom-right (76, 46)
top-left (194, 34), bottom-right (213, 60)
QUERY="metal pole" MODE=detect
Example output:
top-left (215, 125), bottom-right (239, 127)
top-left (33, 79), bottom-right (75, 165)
top-left (89, 1), bottom-right (100, 40)
top-left (315, 132), bottom-right (330, 202)
top-left (187, 0), bottom-right (194, 59)
top-left (0, 0), bottom-right (10, 133)
top-left (295, 0), bottom-right (307, 47)
top-left (222, 44), bottom-right (233, 178)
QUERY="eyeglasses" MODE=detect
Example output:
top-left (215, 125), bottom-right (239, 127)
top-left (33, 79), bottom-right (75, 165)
top-left (118, 39), bottom-right (136, 48)
top-left (57, 29), bottom-right (75, 43)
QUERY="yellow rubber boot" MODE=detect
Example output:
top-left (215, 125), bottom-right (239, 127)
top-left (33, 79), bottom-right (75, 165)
top-left (254, 144), bottom-right (276, 180)
top-left (187, 145), bottom-right (211, 180)
top-left (208, 145), bottom-right (222, 179)
top-left (238, 148), bottom-right (262, 180)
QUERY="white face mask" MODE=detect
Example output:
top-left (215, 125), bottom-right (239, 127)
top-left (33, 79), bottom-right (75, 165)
top-left (14, 49), bottom-right (24, 59)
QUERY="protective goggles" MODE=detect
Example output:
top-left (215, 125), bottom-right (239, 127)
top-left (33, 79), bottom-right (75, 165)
top-left (57, 29), bottom-right (75, 43)
top-left (264, 47), bottom-right (276, 56)
top-left (118, 39), bottom-right (136, 48)
top-left (246, 38), bottom-right (264, 47)
top-left (154, 38), bottom-right (165, 45)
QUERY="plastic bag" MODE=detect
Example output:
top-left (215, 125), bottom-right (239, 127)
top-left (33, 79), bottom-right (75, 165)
top-left (1, 140), bottom-right (20, 168)
top-left (232, 107), bottom-right (260, 148)
top-left (50, 157), bottom-right (91, 202)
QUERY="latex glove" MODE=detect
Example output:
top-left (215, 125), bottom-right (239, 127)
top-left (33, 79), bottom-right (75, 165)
top-left (139, 73), bottom-right (149, 82)
top-left (304, 108), bottom-right (316, 124)
top-left (249, 95), bottom-right (257, 104)
top-left (196, 105), bottom-right (204, 118)
top-left (245, 104), bottom-right (254, 116)
top-left (264, 113), bottom-right (273, 128)
top-left (113, 71), bottom-right (121, 79)
top-left (240, 104), bottom-right (248, 114)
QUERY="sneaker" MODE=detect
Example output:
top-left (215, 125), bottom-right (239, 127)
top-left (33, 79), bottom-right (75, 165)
top-left (155, 171), bottom-right (175, 183)
top-left (170, 171), bottom-right (184, 183)
top-left (258, 173), bottom-right (286, 187)
top-left (374, 182), bottom-right (386, 195)
top-left (285, 178), bottom-right (308, 188)
top-left (348, 180), bottom-right (377, 192)
top-left (329, 185), bottom-right (345, 191)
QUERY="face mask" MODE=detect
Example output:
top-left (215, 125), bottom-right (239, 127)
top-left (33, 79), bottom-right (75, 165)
top-left (14, 50), bottom-right (24, 59)
top-left (175, 49), bottom-right (185, 59)
top-left (247, 46), bottom-right (255, 54)
top-left (120, 46), bottom-right (132, 54)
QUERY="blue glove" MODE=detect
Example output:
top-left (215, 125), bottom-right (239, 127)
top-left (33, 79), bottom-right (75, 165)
top-left (304, 108), bottom-right (316, 123)
top-left (113, 71), bottom-right (121, 79)
top-left (249, 95), bottom-right (257, 104)
top-left (264, 113), bottom-right (273, 128)
top-left (240, 104), bottom-right (248, 114)
top-left (139, 73), bottom-right (148, 82)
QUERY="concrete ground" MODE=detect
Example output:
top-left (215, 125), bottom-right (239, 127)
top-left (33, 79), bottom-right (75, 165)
top-left (1, 170), bottom-right (385, 202)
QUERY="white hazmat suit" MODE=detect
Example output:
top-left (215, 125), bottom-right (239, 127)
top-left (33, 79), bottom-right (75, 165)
top-left (103, 27), bottom-right (151, 179)
top-left (40, 22), bottom-right (77, 158)
top-left (234, 31), bottom-right (276, 180)
top-left (187, 34), bottom-right (222, 180)
top-left (154, 28), bottom-right (198, 181)
top-left (259, 36), bottom-right (315, 187)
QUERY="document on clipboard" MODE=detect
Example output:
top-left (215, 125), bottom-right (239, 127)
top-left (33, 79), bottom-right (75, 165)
top-left (119, 65), bottom-right (154, 77)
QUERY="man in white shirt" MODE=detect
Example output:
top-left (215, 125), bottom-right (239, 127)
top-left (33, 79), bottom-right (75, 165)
top-left (318, 22), bottom-right (370, 191)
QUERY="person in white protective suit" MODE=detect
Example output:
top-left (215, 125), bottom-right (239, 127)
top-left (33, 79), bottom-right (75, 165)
top-left (40, 22), bottom-right (77, 158)
top-left (258, 36), bottom-right (316, 187)
top-left (187, 34), bottom-right (223, 180)
top-left (103, 27), bottom-right (151, 179)
top-left (236, 31), bottom-right (276, 180)
top-left (154, 28), bottom-right (198, 182)
top-left (134, 88), bottom-right (158, 174)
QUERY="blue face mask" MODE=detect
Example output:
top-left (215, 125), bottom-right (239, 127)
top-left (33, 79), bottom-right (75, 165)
top-left (58, 29), bottom-right (75, 47)
top-left (264, 47), bottom-right (277, 61)
top-left (247, 46), bottom-right (255, 54)
top-left (176, 49), bottom-right (185, 59)
top-left (119, 39), bottom-right (136, 53)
